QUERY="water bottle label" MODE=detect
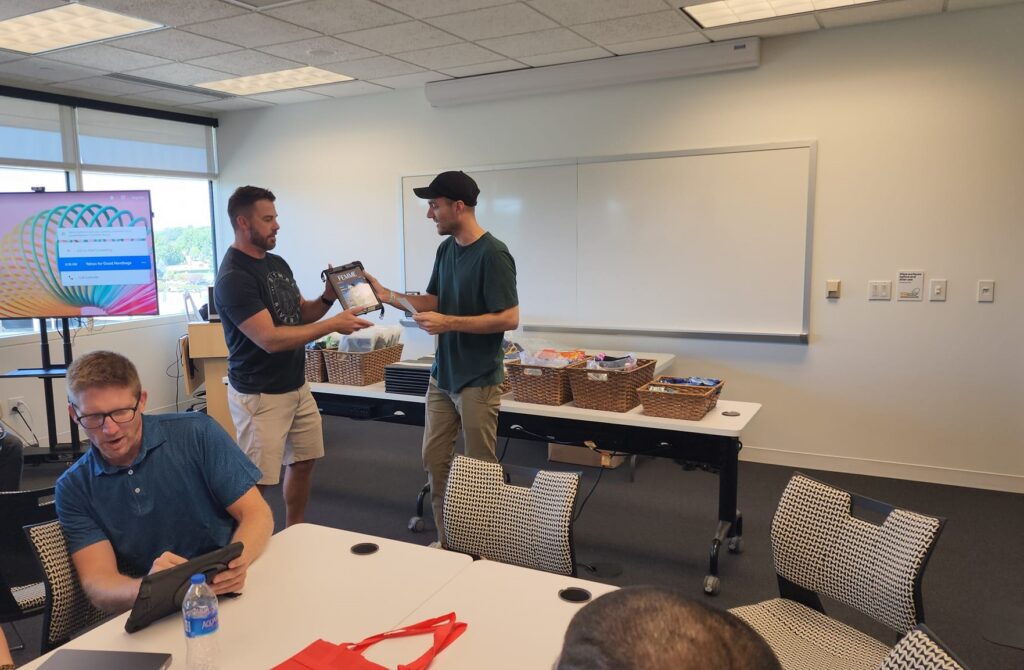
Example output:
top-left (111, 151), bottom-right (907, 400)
top-left (184, 611), bottom-right (219, 638)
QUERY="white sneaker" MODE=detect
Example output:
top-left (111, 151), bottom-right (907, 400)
top-left (428, 541), bottom-right (443, 549)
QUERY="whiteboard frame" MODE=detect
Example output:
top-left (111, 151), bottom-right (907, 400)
top-left (400, 140), bottom-right (817, 344)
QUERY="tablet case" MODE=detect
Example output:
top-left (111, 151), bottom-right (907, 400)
top-left (38, 649), bottom-right (172, 669)
top-left (124, 542), bottom-right (243, 634)
top-left (323, 262), bottom-right (383, 316)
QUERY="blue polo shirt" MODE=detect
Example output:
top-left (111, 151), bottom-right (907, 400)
top-left (55, 413), bottom-right (262, 578)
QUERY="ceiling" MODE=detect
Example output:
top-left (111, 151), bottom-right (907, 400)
top-left (0, 0), bottom-right (1016, 117)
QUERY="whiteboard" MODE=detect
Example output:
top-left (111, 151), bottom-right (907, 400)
top-left (401, 142), bottom-right (815, 341)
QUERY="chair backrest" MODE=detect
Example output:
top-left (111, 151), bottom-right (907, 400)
top-left (878, 624), bottom-right (970, 670)
top-left (770, 473), bottom-right (944, 635)
top-left (443, 454), bottom-right (581, 576)
top-left (24, 520), bottom-right (107, 653)
top-left (0, 488), bottom-right (57, 587)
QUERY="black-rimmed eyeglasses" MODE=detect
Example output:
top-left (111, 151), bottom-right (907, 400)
top-left (73, 399), bottom-right (140, 429)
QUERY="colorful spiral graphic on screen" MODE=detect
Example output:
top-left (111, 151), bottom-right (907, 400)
top-left (0, 202), bottom-right (157, 318)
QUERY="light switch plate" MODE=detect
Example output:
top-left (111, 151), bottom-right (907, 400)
top-left (826, 279), bottom-right (841, 299)
top-left (868, 280), bottom-right (891, 301)
top-left (977, 280), bottom-right (995, 302)
top-left (929, 279), bottom-right (947, 302)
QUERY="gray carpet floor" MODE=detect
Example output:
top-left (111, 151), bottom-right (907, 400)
top-left (11, 415), bottom-right (1024, 669)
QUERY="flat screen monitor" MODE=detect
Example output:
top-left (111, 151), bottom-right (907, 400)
top-left (0, 190), bottom-right (158, 318)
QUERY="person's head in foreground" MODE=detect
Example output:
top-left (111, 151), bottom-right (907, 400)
top-left (555, 586), bottom-right (781, 670)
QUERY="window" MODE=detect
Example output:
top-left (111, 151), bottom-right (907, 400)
top-left (81, 172), bottom-right (215, 317)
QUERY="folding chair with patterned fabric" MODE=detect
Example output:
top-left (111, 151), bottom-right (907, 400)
top-left (442, 454), bottom-right (581, 576)
top-left (878, 624), bottom-right (970, 670)
top-left (0, 488), bottom-right (57, 651)
top-left (730, 473), bottom-right (945, 670)
top-left (24, 520), bottom-right (108, 654)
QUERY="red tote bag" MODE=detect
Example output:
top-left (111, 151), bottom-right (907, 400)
top-left (273, 613), bottom-right (467, 670)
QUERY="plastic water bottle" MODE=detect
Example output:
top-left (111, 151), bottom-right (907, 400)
top-left (182, 573), bottom-right (220, 670)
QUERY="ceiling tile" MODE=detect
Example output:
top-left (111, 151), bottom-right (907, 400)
top-left (306, 79), bottom-right (392, 97)
top-left (371, 70), bottom-right (450, 89)
top-left (40, 45), bottom-right (172, 72)
top-left (478, 27), bottom-right (594, 58)
top-left (818, 0), bottom-right (942, 27)
top-left (573, 10), bottom-right (697, 46)
top-left (338, 21), bottom-right (463, 54)
top-left (266, 0), bottom-right (407, 34)
top-left (702, 14), bottom-right (819, 40)
top-left (947, 0), bottom-right (1022, 10)
top-left (607, 32), bottom-right (709, 55)
top-left (0, 0), bottom-right (63, 22)
top-left (188, 97), bottom-right (274, 111)
top-left (395, 42), bottom-right (503, 69)
top-left (426, 4), bottom-right (558, 40)
top-left (247, 89), bottom-right (332, 104)
top-left (128, 62), bottom-right (234, 86)
top-left (526, 0), bottom-right (669, 24)
top-left (517, 45), bottom-right (612, 67)
top-left (49, 75), bottom-right (162, 96)
top-left (321, 55), bottom-right (424, 79)
top-left (0, 58), bottom-right (106, 83)
top-left (111, 29), bottom-right (240, 60)
top-left (183, 13), bottom-right (320, 48)
top-left (129, 88), bottom-right (222, 104)
top-left (258, 37), bottom-right (376, 65)
top-left (187, 50), bottom-right (301, 76)
top-left (371, 0), bottom-right (511, 19)
top-left (78, 0), bottom-right (247, 27)
top-left (438, 59), bottom-right (527, 77)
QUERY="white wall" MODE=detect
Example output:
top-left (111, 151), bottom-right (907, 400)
top-left (214, 5), bottom-right (1024, 492)
top-left (0, 315), bottom-right (192, 449)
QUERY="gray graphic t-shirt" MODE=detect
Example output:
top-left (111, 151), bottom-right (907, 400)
top-left (215, 247), bottom-right (305, 394)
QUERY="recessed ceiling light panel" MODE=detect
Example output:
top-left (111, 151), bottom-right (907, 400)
top-left (683, 0), bottom-right (879, 27)
top-left (196, 67), bottom-right (354, 96)
top-left (0, 4), bottom-right (162, 54)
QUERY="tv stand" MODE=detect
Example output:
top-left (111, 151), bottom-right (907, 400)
top-left (0, 318), bottom-right (82, 464)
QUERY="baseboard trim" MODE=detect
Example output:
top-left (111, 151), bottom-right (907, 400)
top-left (741, 445), bottom-right (1024, 494)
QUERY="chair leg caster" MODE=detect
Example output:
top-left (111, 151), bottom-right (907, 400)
top-left (408, 516), bottom-right (424, 532)
top-left (703, 575), bottom-right (720, 595)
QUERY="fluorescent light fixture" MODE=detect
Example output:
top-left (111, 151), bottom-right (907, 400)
top-left (425, 38), bottom-right (759, 108)
top-left (0, 4), bottom-right (162, 54)
top-left (683, 0), bottom-right (879, 28)
top-left (196, 67), bottom-right (353, 96)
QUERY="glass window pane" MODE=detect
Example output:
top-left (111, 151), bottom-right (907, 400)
top-left (82, 172), bottom-right (215, 316)
top-left (77, 108), bottom-right (212, 174)
top-left (0, 96), bottom-right (64, 163)
top-left (0, 166), bottom-right (67, 193)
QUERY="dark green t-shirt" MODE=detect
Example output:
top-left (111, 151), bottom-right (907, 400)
top-left (426, 232), bottom-right (518, 393)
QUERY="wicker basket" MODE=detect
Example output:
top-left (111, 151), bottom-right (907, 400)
top-left (637, 377), bottom-right (724, 420)
top-left (304, 349), bottom-right (327, 383)
top-left (499, 363), bottom-right (512, 395)
top-left (505, 360), bottom-right (574, 405)
top-left (565, 358), bottom-right (656, 413)
top-left (323, 344), bottom-right (404, 386)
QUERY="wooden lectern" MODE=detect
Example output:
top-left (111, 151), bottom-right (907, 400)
top-left (185, 321), bottom-right (235, 441)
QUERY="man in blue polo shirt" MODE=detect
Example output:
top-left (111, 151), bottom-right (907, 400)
top-left (55, 351), bottom-right (274, 613)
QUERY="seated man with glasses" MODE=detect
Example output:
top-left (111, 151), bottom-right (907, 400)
top-left (55, 350), bottom-right (274, 613)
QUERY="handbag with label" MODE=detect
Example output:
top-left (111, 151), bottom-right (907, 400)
top-left (272, 612), bottom-right (467, 670)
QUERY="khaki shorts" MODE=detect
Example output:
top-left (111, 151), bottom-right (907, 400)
top-left (227, 382), bottom-right (325, 486)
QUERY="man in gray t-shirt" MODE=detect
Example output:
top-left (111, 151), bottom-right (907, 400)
top-left (215, 186), bottom-right (372, 527)
top-left (368, 171), bottom-right (518, 546)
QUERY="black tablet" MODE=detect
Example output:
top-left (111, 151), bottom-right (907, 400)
top-left (124, 542), bottom-right (243, 634)
top-left (323, 261), bottom-right (383, 316)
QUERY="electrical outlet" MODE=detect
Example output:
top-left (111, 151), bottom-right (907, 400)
top-left (6, 396), bottom-right (25, 417)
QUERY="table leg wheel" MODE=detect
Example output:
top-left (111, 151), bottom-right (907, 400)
top-left (703, 575), bottom-right (720, 596)
top-left (727, 536), bottom-right (744, 554)
top-left (408, 516), bottom-right (424, 532)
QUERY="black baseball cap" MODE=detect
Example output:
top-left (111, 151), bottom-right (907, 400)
top-left (413, 171), bottom-right (480, 207)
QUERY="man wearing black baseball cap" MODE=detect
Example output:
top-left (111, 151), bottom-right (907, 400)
top-left (367, 171), bottom-right (518, 548)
